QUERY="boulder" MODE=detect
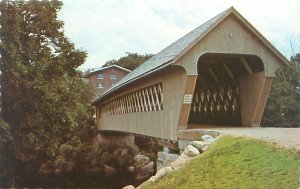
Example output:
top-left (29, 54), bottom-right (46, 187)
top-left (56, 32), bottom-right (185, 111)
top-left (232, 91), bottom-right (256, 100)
top-left (136, 178), bottom-right (153, 189)
top-left (202, 145), bottom-right (209, 152)
top-left (142, 161), bottom-right (154, 173)
top-left (191, 141), bottom-right (210, 152)
top-left (157, 151), bottom-right (166, 160)
top-left (135, 161), bottom-right (154, 181)
top-left (122, 185), bottom-right (135, 189)
top-left (153, 166), bottom-right (173, 181)
top-left (157, 151), bottom-right (180, 170)
top-left (165, 153), bottom-right (180, 162)
top-left (178, 140), bottom-right (190, 150)
top-left (134, 154), bottom-right (150, 168)
top-left (170, 154), bottom-right (192, 169)
top-left (156, 159), bottom-right (164, 171)
top-left (183, 145), bottom-right (200, 157)
top-left (201, 135), bottom-right (215, 143)
top-left (149, 176), bottom-right (157, 182)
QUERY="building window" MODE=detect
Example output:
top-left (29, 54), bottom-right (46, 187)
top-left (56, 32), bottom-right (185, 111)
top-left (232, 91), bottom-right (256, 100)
top-left (97, 73), bottom-right (104, 79)
top-left (97, 83), bottom-right (104, 88)
top-left (111, 74), bottom-right (117, 80)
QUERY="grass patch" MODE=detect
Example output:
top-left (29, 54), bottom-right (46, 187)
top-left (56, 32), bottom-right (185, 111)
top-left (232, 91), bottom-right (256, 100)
top-left (143, 136), bottom-right (300, 189)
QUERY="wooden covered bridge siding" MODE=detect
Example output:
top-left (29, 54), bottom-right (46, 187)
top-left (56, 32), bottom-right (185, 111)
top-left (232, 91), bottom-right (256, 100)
top-left (97, 66), bottom-right (186, 140)
top-left (94, 7), bottom-right (288, 141)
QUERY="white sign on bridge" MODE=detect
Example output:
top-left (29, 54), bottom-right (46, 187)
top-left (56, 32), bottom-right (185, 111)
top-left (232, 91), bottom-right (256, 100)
top-left (183, 94), bottom-right (193, 104)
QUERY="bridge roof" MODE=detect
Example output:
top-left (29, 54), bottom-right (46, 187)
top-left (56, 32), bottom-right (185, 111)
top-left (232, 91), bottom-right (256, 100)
top-left (93, 6), bottom-right (288, 104)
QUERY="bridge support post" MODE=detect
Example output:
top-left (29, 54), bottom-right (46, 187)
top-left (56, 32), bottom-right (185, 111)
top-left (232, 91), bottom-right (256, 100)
top-left (178, 75), bottom-right (198, 129)
top-left (239, 72), bottom-right (273, 127)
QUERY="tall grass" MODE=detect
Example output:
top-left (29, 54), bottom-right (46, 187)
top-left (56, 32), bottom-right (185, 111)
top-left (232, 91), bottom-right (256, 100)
top-left (143, 136), bottom-right (300, 189)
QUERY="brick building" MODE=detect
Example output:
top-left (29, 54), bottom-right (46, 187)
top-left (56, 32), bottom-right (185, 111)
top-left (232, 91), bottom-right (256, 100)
top-left (84, 65), bottom-right (131, 96)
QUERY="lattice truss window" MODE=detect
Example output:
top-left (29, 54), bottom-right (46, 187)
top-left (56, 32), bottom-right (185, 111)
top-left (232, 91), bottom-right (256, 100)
top-left (188, 56), bottom-right (255, 125)
top-left (100, 83), bottom-right (163, 116)
top-left (188, 54), bottom-right (264, 126)
top-left (190, 79), bottom-right (240, 125)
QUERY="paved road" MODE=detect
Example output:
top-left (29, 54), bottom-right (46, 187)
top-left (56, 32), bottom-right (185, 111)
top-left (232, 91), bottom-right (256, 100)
top-left (214, 127), bottom-right (300, 151)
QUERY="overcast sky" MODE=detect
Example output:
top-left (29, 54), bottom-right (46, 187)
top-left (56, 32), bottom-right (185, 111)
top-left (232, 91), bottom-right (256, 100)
top-left (59, 0), bottom-right (300, 70)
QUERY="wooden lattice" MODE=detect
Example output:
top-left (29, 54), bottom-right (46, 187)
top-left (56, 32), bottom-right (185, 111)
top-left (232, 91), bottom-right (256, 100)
top-left (189, 54), bottom-right (266, 126)
top-left (100, 83), bottom-right (163, 116)
top-left (189, 79), bottom-right (240, 125)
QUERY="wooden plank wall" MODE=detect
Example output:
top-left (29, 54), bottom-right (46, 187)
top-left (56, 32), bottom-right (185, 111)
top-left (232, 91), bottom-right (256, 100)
top-left (97, 66), bottom-right (186, 141)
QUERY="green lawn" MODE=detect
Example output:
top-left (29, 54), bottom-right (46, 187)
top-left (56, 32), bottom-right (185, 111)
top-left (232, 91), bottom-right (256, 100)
top-left (143, 136), bottom-right (300, 189)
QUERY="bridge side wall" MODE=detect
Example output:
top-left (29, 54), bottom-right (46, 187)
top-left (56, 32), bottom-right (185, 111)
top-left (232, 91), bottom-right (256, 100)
top-left (96, 66), bottom-right (186, 141)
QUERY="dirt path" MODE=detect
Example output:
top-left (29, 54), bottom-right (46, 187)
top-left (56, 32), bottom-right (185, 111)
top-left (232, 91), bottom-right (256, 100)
top-left (214, 127), bottom-right (300, 151)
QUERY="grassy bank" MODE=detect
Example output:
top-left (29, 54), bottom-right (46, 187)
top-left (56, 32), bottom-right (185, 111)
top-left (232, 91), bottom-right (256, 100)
top-left (143, 136), bottom-right (300, 189)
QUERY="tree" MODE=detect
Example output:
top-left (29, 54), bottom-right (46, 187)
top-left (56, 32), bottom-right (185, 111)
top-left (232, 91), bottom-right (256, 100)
top-left (262, 53), bottom-right (300, 127)
top-left (0, 118), bottom-right (14, 187)
top-left (0, 0), bottom-right (93, 186)
top-left (103, 52), bottom-right (153, 70)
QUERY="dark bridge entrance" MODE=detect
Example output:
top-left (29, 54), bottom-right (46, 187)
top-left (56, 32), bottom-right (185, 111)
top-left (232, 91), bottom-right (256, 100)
top-left (188, 53), bottom-right (264, 126)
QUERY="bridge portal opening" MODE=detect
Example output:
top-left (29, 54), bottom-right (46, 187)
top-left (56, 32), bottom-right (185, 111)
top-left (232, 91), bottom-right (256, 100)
top-left (188, 53), bottom-right (264, 126)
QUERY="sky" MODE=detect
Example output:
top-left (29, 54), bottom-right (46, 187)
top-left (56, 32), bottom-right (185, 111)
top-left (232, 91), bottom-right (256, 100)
top-left (59, 0), bottom-right (300, 70)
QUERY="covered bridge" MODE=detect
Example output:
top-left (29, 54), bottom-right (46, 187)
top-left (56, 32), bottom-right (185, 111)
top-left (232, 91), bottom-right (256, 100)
top-left (92, 7), bottom-right (288, 143)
